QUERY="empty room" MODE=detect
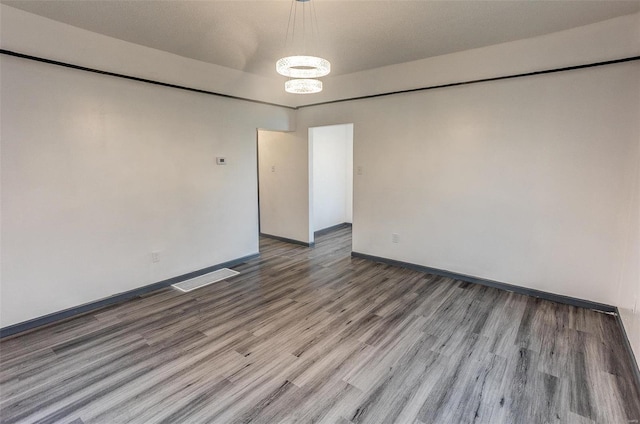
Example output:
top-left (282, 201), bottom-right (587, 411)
top-left (1, 1), bottom-right (639, 423)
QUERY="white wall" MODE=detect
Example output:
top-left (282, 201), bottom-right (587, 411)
top-left (311, 124), bottom-right (353, 231)
top-left (0, 54), bottom-right (293, 328)
top-left (294, 61), bottom-right (640, 309)
top-left (257, 130), bottom-right (310, 243)
top-left (346, 127), bottom-right (354, 224)
top-left (618, 125), bottom-right (640, 362)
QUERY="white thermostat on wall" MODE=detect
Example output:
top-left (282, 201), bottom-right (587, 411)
top-left (216, 157), bottom-right (227, 165)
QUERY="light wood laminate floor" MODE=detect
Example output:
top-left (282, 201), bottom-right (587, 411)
top-left (1, 227), bottom-right (639, 423)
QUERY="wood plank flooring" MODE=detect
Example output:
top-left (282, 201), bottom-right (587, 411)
top-left (1, 227), bottom-right (639, 423)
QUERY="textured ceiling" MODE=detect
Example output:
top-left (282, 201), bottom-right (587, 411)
top-left (3, 1), bottom-right (639, 77)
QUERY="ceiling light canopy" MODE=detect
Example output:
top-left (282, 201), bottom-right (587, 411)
top-left (277, 0), bottom-right (330, 94)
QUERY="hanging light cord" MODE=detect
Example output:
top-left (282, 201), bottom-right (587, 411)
top-left (283, 0), bottom-right (321, 56)
top-left (277, 0), bottom-right (330, 93)
top-left (284, 0), bottom-right (295, 52)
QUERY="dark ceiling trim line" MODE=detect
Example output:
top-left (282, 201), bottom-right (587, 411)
top-left (0, 49), bottom-right (296, 110)
top-left (297, 55), bottom-right (640, 109)
top-left (2, 49), bottom-right (638, 111)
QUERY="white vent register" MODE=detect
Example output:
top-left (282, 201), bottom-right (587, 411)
top-left (172, 268), bottom-right (240, 292)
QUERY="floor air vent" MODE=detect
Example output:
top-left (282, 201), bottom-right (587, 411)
top-left (172, 268), bottom-right (240, 292)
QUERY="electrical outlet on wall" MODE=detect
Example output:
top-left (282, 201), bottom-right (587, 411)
top-left (271, 165), bottom-right (276, 172)
top-left (357, 166), bottom-right (363, 175)
top-left (151, 251), bottom-right (160, 263)
top-left (392, 233), bottom-right (400, 243)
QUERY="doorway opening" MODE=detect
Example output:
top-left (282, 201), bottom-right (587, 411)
top-left (309, 123), bottom-right (354, 247)
top-left (256, 123), bottom-right (354, 251)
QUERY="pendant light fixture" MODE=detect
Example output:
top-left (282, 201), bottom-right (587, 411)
top-left (277, 0), bottom-right (330, 94)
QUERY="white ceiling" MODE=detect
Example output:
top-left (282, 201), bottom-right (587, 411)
top-left (3, 1), bottom-right (639, 77)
